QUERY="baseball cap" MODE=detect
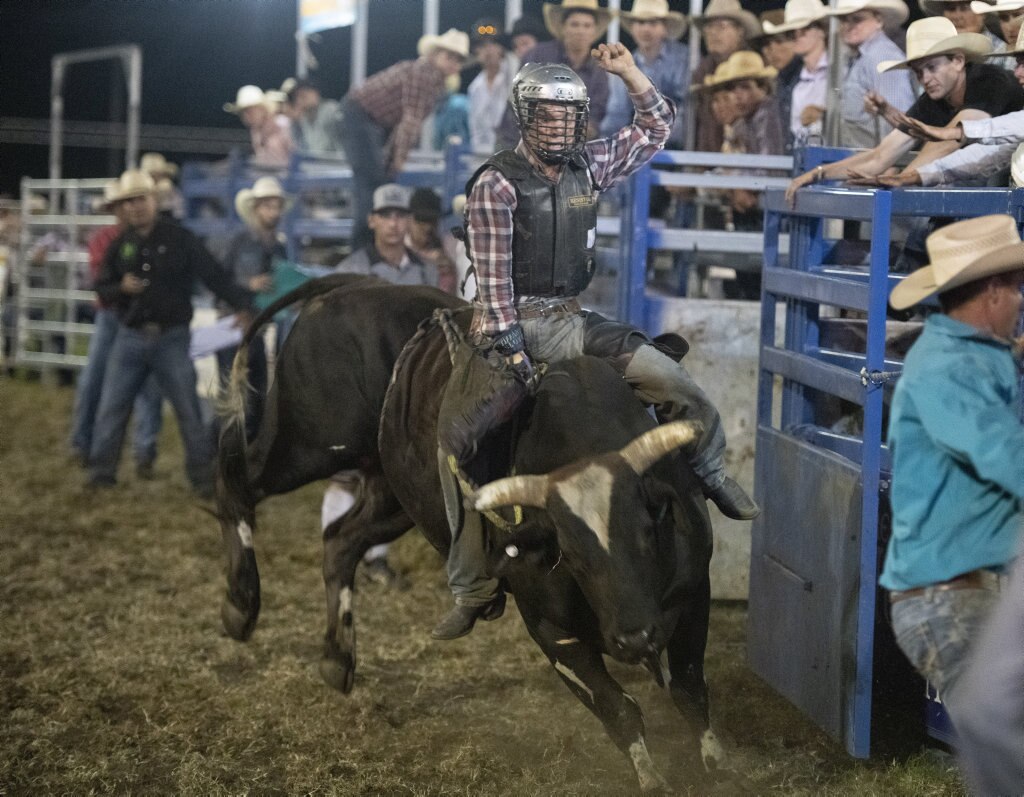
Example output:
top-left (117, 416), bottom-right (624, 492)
top-left (372, 183), bottom-right (412, 213)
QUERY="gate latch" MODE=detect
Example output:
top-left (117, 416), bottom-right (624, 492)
top-left (860, 367), bottom-right (902, 388)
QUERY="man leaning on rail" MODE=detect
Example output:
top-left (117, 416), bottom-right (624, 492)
top-left (431, 44), bottom-right (759, 641)
top-left (881, 214), bottom-right (1024, 728)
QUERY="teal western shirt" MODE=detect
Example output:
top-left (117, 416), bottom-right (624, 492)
top-left (880, 314), bottom-right (1024, 591)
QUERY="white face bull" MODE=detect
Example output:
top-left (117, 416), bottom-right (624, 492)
top-left (472, 421), bottom-right (698, 665)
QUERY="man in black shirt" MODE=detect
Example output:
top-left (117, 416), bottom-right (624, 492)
top-left (88, 170), bottom-right (253, 497)
top-left (787, 17), bottom-right (1023, 197)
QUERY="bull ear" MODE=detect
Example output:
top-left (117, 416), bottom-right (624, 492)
top-left (619, 421), bottom-right (701, 475)
top-left (472, 475), bottom-right (550, 510)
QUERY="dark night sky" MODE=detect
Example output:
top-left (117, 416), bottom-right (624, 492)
top-left (0, 0), bottom-right (767, 195)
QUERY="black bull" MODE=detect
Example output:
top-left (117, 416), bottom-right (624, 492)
top-left (216, 276), bottom-right (725, 791)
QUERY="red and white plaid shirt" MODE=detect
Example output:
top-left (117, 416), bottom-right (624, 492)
top-left (466, 85), bottom-right (674, 337)
top-left (349, 57), bottom-right (447, 174)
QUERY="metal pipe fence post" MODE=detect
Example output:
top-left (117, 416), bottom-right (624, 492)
top-left (618, 165), bottom-right (651, 326)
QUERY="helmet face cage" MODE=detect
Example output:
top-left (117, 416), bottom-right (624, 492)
top-left (512, 64), bottom-right (590, 164)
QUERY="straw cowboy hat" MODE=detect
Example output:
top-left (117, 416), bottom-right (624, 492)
top-left (762, 0), bottom-right (829, 34)
top-left (691, 49), bottom-right (778, 91)
top-left (543, 0), bottom-right (613, 40)
top-left (234, 177), bottom-right (293, 227)
top-left (826, 0), bottom-right (910, 30)
top-left (695, 0), bottom-right (762, 41)
top-left (114, 170), bottom-right (156, 202)
top-left (877, 17), bottom-right (992, 71)
top-left (139, 152), bottom-right (178, 179)
top-left (223, 84), bottom-right (271, 114)
top-left (621, 0), bottom-right (688, 40)
top-left (90, 179), bottom-right (122, 213)
top-left (417, 28), bottom-right (471, 59)
top-left (890, 215), bottom-right (1024, 310)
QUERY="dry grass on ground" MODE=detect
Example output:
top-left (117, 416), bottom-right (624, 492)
top-left (0, 376), bottom-right (967, 795)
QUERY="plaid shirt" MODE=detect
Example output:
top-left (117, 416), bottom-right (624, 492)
top-left (467, 85), bottom-right (673, 337)
top-left (349, 58), bottom-right (446, 173)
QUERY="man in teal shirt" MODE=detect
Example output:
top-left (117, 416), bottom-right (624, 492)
top-left (882, 214), bottom-right (1024, 722)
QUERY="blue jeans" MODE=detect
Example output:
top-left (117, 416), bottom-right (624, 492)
top-left (89, 324), bottom-right (213, 489)
top-left (71, 309), bottom-right (163, 465)
top-left (890, 586), bottom-right (999, 722)
top-left (338, 97), bottom-right (388, 250)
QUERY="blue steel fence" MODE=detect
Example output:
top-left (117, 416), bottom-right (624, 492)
top-left (751, 151), bottom-right (1024, 757)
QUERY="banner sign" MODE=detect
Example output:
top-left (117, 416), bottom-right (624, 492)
top-left (299, 0), bottom-right (356, 34)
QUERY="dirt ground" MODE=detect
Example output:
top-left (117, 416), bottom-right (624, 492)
top-left (1, 377), bottom-right (967, 795)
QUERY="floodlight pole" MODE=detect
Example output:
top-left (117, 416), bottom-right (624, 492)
top-left (607, 0), bottom-right (621, 44)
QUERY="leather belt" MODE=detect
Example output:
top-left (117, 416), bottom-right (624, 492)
top-left (516, 298), bottom-right (582, 320)
top-left (889, 569), bottom-right (999, 604)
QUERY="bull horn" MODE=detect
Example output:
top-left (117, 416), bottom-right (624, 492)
top-left (472, 475), bottom-right (550, 510)
top-left (619, 421), bottom-right (700, 475)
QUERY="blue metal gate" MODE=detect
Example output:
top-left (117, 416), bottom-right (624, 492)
top-left (750, 165), bottom-right (1024, 757)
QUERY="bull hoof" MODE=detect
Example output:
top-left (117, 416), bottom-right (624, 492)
top-left (221, 597), bottom-right (257, 641)
top-left (319, 654), bottom-right (356, 694)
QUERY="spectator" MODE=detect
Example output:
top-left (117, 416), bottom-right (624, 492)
top-left (223, 85), bottom-right (295, 168)
top-left (509, 15), bottom-right (550, 59)
top-left (753, 10), bottom-right (804, 153)
top-left (407, 187), bottom-right (458, 294)
top-left (787, 18), bottom-right (1023, 196)
top-left (856, 26), bottom-right (1024, 187)
top-left (323, 183), bottom-right (440, 588)
top-left (881, 214), bottom-right (1024, 727)
top-left (467, 18), bottom-right (518, 154)
top-left (430, 73), bottom-right (471, 150)
top-left (971, 0), bottom-right (1024, 47)
top-left (88, 170), bottom-right (253, 497)
top-left (286, 78), bottom-right (344, 155)
top-left (600, 0), bottom-right (690, 147)
top-left (717, 52), bottom-right (785, 157)
top-left (692, 0), bottom-right (762, 152)
top-left (763, 0), bottom-right (830, 150)
top-left (826, 0), bottom-right (916, 148)
top-left (338, 28), bottom-right (469, 249)
top-left (70, 178), bottom-right (163, 477)
top-left (217, 177), bottom-right (290, 439)
top-left (139, 152), bottom-right (184, 219)
top-left (496, 0), bottom-right (613, 147)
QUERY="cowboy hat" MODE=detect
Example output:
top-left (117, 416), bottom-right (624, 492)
top-left (825, 0), bottom-right (910, 30)
top-left (223, 85), bottom-right (271, 114)
top-left (139, 152), bottom-right (178, 179)
top-left (762, 0), bottom-right (829, 34)
top-left (542, 0), bottom-right (613, 41)
top-left (691, 49), bottom-right (778, 91)
top-left (989, 12), bottom-right (1024, 53)
top-left (889, 215), bottom-right (1024, 310)
top-left (234, 177), bottom-right (293, 227)
top-left (921, 0), bottom-right (992, 15)
top-left (417, 28), bottom-right (471, 59)
top-left (750, 9), bottom-right (786, 45)
top-left (970, 0), bottom-right (1024, 14)
top-left (113, 170), bottom-right (156, 202)
top-left (695, 0), bottom-right (762, 41)
top-left (621, 0), bottom-right (688, 41)
top-left (877, 17), bottom-right (992, 71)
top-left (91, 179), bottom-right (122, 213)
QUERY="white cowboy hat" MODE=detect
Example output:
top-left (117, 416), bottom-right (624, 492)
top-left (877, 17), bottom-right (992, 71)
top-left (690, 49), bottom-right (778, 91)
top-left (890, 215), bottom-right (1024, 310)
top-left (921, 0), bottom-right (990, 14)
top-left (825, 0), bottom-right (910, 30)
top-left (970, 0), bottom-right (1024, 15)
top-left (695, 0), bottom-right (763, 40)
top-left (91, 179), bottom-right (123, 213)
top-left (234, 177), bottom-right (293, 227)
top-left (542, 0), bottom-right (613, 40)
top-left (113, 169), bottom-right (156, 202)
top-left (139, 152), bottom-right (178, 179)
top-left (223, 85), bottom-right (270, 114)
top-left (417, 28), bottom-right (471, 59)
top-left (621, 0), bottom-right (688, 40)
top-left (762, 0), bottom-right (829, 34)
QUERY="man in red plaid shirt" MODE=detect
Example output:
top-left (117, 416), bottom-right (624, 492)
top-left (433, 43), bottom-right (759, 640)
top-left (339, 29), bottom-right (469, 249)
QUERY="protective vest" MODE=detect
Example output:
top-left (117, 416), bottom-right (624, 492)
top-left (466, 149), bottom-right (597, 298)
